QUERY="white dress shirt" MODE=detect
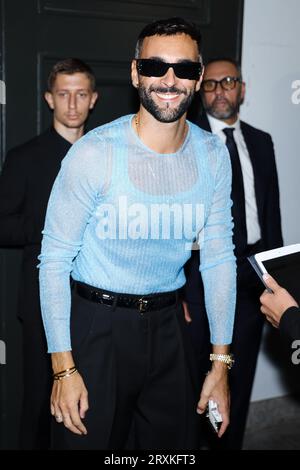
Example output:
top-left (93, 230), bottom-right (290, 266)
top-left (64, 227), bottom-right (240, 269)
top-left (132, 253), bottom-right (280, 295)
top-left (207, 114), bottom-right (261, 244)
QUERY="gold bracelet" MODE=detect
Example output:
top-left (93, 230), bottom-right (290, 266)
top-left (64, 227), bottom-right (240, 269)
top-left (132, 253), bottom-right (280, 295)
top-left (53, 368), bottom-right (78, 381)
top-left (209, 353), bottom-right (234, 369)
top-left (53, 366), bottom-right (76, 379)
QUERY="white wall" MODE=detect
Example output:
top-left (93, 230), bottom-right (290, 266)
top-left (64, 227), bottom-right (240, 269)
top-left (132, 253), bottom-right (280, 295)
top-left (241, 0), bottom-right (300, 400)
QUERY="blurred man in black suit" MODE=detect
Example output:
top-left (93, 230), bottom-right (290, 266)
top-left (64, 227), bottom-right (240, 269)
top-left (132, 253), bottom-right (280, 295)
top-left (184, 58), bottom-right (283, 449)
top-left (0, 58), bottom-right (98, 449)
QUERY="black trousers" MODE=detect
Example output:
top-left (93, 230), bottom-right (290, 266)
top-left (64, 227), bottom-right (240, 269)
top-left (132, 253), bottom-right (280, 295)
top-left (52, 287), bottom-right (200, 450)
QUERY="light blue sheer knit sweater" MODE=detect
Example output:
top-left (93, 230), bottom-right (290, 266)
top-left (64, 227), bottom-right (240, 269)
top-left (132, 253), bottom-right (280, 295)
top-left (38, 115), bottom-right (236, 352)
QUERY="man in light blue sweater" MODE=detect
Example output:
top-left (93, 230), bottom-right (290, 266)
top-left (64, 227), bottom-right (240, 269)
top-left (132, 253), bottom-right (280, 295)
top-left (38, 17), bottom-right (236, 449)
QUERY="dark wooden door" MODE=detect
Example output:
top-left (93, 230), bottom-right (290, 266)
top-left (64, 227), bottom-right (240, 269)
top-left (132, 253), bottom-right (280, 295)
top-left (0, 0), bottom-right (244, 449)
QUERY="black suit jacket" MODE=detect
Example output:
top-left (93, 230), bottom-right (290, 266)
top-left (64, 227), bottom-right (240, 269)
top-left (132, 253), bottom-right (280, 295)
top-left (0, 127), bottom-right (71, 318)
top-left (184, 112), bottom-right (283, 303)
top-left (280, 307), bottom-right (300, 343)
top-left (195, 112), bottom-right (283, 253)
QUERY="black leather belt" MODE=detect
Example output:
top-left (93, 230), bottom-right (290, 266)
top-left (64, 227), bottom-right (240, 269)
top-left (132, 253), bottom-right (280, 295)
top-left (74, 281), bottom-right (179, 313)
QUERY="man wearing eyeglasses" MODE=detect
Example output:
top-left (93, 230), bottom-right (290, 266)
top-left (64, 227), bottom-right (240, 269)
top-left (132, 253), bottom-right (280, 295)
top-left (184, 58), bottom-right (283, 449)
top-left (38, 19), bottom-right (237, 449)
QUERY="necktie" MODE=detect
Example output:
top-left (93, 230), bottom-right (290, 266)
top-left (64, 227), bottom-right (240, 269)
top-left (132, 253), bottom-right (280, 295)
top-left (223, 127), bottom-right (247, 256)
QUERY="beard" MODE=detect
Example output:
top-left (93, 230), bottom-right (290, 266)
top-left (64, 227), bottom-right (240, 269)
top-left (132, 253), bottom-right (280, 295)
top-left (138, 84), bottom-right (195, 123)
top-left (203, 95), bottom-right (241, 120)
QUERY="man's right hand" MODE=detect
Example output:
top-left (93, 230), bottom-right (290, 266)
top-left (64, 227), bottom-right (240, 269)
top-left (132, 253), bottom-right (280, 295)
top-left (51, 371), bottom-right (89, 435)
top-left (51, 351), bottom-right (88, 435)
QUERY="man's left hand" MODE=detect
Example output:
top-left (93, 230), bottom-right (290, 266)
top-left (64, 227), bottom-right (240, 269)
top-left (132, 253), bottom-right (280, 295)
top-left (197, 363), bottom-right (230, 438)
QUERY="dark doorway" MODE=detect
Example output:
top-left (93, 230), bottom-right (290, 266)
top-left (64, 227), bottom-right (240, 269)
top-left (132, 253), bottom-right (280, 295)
top-left (0, 0), bottom-right (244, 449)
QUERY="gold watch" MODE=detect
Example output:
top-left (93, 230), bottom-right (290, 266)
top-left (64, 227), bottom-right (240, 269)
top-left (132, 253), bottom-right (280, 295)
top-left (209, 353), bottom-right (234, 369)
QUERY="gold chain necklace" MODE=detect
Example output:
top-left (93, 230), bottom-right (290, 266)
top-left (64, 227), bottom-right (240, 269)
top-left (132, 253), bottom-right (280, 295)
top-left (135, 112), bottom-right (188, 145)
top-left (135, 113), bottom-right (140, 137)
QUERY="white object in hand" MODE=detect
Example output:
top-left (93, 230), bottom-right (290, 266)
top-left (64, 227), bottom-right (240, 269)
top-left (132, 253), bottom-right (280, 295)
top-left (207, 399), bottom-right (222, 433)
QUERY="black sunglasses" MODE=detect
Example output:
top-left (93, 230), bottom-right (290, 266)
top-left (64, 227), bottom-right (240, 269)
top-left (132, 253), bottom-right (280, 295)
top-left (136, 59), bottom-right (202, 80)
